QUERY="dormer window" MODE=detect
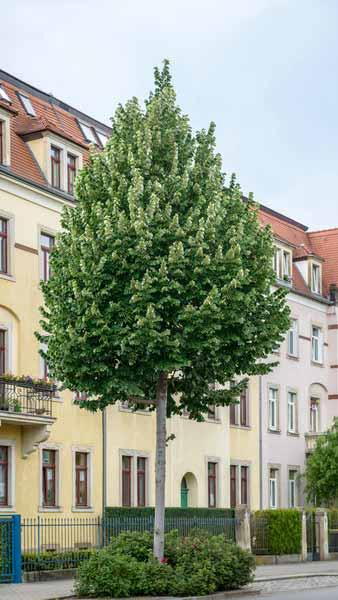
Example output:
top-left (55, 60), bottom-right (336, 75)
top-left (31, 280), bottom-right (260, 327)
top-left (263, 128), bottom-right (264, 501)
top-left (311, 263), bottom-right (321, 294)
top-left (18, 93), bottom-right (36, 117)
top-left (78, 122), bottom-right (97, 144)
top-left (96, 131), bottom-right (109, 146)
top-left (0, 86), bottom-right (10, 103)
top-left (50, 146), bottom-right (61, 189)
top-left (67, 153), bottom-right (77, 195)
top-left (273, 246), bottom-right (292, 283)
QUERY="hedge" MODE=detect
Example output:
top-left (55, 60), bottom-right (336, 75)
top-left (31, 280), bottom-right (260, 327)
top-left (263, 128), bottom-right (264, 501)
top-left (105, 507), bottom-right (235, 518)
top-left (22, 549), bottom-right (94, 572)
top-left (251, 510), bottom-right (302, 555)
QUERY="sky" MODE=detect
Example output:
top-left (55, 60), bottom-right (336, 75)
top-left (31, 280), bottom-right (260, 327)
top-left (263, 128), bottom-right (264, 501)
top-left (2, 0), bottom-right (338, 230)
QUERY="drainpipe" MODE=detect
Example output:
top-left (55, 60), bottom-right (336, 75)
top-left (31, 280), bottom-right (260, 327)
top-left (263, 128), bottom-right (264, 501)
top-left (259, 376), bottom-right (263, 510)
top-left (102, 408), bottom-right (107, 516)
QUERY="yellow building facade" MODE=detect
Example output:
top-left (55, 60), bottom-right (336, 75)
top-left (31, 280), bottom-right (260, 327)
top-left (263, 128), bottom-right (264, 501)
top-left (0, 70), bottom-right (260, 519)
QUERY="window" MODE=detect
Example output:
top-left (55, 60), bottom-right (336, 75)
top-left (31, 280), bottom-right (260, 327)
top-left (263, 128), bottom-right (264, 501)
top-left (288, 470), bottom-right (297, 508)
top-left (312, 326), bottom-right (323, 363)
top-left (0, 85), bottom-right (10, 103)
top-left (230, 402), bottom-right (237, 425)
top-left (207, 405), bottom-right (216, 420)
top-left (18, 93), bottom-right (36, 116)
top-left (208, 462), bottom-right (217, 508)
top-left (0, 121), bottom-right (3, 165)
top-left (311, 264), bottom-right (321, 294)
top-left (269, 468), bottom-right (278, 509)
top-left (268, 387), bottom-right (278, 431)
top-left (0, 446), bottom-right (8, 506)
top-left (67, 153), bottom-right (77, 195)
top-left (287, 319), bottom-right (298, 357)
top-left (287, 391), bottom-right (297, 433)
top-left (241, 466), bottom-right (248, 505)
top-left (230, 465), bottom-right (237, 508)
top-left (137, 457), bottom-right (146, 507)
top-left (42, 449), bottom-right (56, 507)
top-left (78, 122), bottom-right (97, 144)
top-left (75, 452), bottom-right (88, 507)
top-left (0, 217), bottom-right (8, 274)
top-left (240, 390), bottom-right (249, 426)
top-left (0, 329), bottom-right (6, 375)
top-left (50, 146), bottom-right (61, 189)
top-left (74, 391), bottom-right (88, 403)
top-left (273, 247), bottom-right (292, 282)
top-left (310, 398), bottom-right (320, 433)
top-left (122, 455), bottom-right (132, 507)
top-left (40, 232), bottom-right (55, 282)
top-left (96, 131), bottom-right (109, 147)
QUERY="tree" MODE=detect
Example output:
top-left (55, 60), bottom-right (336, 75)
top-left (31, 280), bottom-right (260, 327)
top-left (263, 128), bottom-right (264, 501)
top-left (38, 61), bottom-right (290, 560)
top-left (305, 419), bottom-right (338, 506)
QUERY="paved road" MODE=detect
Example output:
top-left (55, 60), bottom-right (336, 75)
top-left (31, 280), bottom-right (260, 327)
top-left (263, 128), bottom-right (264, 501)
top-left (239, 587), bottom-right (338, 599)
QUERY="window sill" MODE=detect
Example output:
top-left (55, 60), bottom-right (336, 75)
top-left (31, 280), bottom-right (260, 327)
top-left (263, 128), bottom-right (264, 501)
top-left (268, 429), bottom-right (281, 435)
top-left (0, 273), bottom-right (15, 282)
top-left (286, 354), bottom-right (299, 361)
top-left (206, 418), bottom-right (221, 424)
top-left (119, 406), bottom-right (151, 416)
top-left (71, 506), bottom-right (94, 512)
top-left (287, 431), bottom-right (300, 437)
top-left (38, 506), bottom-right (63, 513)
top-left (0, 506), bottom-right (15, 512)
top-left (230, 424), bottom-right (251, 431)
top-left (311, 361), bottom-right (324, 368)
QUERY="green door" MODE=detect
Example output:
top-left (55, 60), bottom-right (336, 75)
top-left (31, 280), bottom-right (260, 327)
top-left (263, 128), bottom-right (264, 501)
top-left (180, 477), bottom-right (189, 508)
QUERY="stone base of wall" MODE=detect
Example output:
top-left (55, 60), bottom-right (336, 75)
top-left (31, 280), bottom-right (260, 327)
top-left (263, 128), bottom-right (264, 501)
top-left (255, 554), bottom-right (303, 565)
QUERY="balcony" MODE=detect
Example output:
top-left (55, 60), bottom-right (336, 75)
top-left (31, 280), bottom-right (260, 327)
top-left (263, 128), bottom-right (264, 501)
top-left (305, 431), bottom-right (323, 453)
top-left (0, 377), bottom-right (57, 457)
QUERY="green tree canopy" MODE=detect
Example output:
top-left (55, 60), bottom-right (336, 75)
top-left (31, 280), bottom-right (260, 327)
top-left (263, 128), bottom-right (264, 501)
top-left (305, 419), bottom-right (338, 506)
top-left (39, 60), bottom-right (290, 558)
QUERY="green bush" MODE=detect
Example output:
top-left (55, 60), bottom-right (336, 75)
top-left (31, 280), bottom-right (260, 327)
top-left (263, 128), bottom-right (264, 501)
top-left (75, 530), bottom-right (255, 597)
top-left (105, 506), bottom-right (235, 518)
top-left (23, 549), bottom-right (93, 572)
top-left (252, 510), bottom-right (302, 555)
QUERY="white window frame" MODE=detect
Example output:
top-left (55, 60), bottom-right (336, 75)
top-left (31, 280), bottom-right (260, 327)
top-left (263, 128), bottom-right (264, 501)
top-left (288, 469), bottom-right (299, 508)
top-left (287, 390), bottom-right (297, 434)
top-left (268, 386), bottom-right (278, 431)
top-left (273, 245), bottom-right (292, 282)
top-left (0, 85), bottom-right (11, 103)
top-left (0, 108), bottom-right (11, 166)
top-left (269, 467), bottom-right (279, 509)
top-left (310, 397), bottom-right (320, 433)
top-left (311, 326), bottom-right (323, 364)
top-left (0, 209), bottom-right (15, 281)
top-left (46, 135), bottom-right (83, 192)
top-left (287, 318), bottom-right (299, 357)
top-left (39, 443), bottom-right (62, 512)
top-left (311, 263), bottom-right (321, 294)
top-left (72, 445), bottom-right (94, 512)
top-left (119, 449), bottom-right (150, 507)
top-left (78, 121), bottom-right (97, 145)
top-left (17, 93), bottom-right (36, 116)
top-left (0, 439), bottom-right (16, 511)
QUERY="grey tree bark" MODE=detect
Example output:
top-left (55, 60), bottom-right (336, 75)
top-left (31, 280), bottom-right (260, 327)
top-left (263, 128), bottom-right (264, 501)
top-left (153, 371), bottom-right (168, 560)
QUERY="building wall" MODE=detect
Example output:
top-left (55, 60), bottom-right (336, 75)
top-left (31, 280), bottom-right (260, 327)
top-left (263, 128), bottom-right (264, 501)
top-left (260, 291), bottom-right (338, 509)
top-left (0, 177), bottom-right (103, 517)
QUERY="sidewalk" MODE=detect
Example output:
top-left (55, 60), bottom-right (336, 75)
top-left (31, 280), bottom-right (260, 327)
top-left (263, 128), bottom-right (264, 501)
top-left (1, 561), bottom-right (338, 600)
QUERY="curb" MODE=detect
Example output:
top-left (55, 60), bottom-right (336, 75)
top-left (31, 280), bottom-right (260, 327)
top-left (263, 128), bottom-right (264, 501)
top-left (255, 572), bottom-right (338, 582)
top-left (49, 590), bottom-right (262, 600)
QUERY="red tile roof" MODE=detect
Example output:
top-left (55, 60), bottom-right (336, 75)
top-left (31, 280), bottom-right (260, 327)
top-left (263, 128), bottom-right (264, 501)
top-left (0, 70), bottom-right (110, 194)
top-left (309, 228), bottom-right (338, 296)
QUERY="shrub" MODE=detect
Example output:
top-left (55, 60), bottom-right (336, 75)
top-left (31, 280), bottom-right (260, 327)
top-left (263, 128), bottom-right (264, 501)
top-left (252, 510), bottom-right (302, 555)
top-left (105, 506), bottom-right (235, 518)
top-left (75, 530), bottom-right (255, 597)
top-left (23, 549), bottom-right (93, 572)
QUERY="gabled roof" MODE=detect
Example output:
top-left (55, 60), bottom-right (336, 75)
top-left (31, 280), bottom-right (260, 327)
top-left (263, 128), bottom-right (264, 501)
top-left (309, 228), bottom-right (338, 296)
top-left (0, 69), bottom-right (111, 193)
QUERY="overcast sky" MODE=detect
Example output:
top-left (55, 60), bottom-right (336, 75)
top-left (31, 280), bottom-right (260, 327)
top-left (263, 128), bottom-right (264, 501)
top-left (3, 0), bottom-right (338, 230)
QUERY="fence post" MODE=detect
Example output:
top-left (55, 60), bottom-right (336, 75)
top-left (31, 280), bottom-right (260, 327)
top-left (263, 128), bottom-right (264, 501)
top-left (301, 511), bottom-right (307, 561)
top-left (235, 508), bottom-right (251, 552)
top-left (12, 514), bottom-right (22, 583)
top-left (317, 510), bottom-right (329, 561)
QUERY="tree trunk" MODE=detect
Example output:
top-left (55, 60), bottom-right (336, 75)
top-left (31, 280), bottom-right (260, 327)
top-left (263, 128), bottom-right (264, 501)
top-left (153, 371), bottom-right (168, 560)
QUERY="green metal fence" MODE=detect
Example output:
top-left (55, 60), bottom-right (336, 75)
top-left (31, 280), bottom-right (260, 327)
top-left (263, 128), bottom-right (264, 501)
top-left (250, 515), bottom-right (269, 555)
top-left (21, 514), bottom-right (237, 572)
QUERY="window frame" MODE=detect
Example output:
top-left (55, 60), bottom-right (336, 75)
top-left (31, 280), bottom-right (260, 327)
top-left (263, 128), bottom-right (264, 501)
top-left (268, 386), bottom-right (279, 432)
top-left (40, 231), bottom-right (55, 282)
top-left (269, 467), bottom-right (279, 509)
top-left (0, 110), bottom-right (11, 167)
top-left (0, 328), bottom-right (7, 376)
top-left (0, 216), bottom-right (9, 275)
top-left (287, 390), bottom-right (297, 434)
top-left (311, 325), bottom-right (323, 364)
top-left (17, 93), bottom-right (36, 116)
top-left (288, 469), bottom-right (299, 508)
top-left (137, 456), bottom-right (146, 507)
top-left (67, 153), bottom-right (77, 195)
top-left (0, 121), bottom-right (3, 165)
top-left (122, 455), bottom-right (132, 507)
top-left (0, 446), bottom-right (9, 507)
top-left (207, 461), bottom-right (217, 508)
top-left (230, 389), bottom-right (250, 428)
top-left (240, 465), bottom-right (249, 506)
top-left (75, 452), bottom-right (89, 508)
top-left (0, 440), bottom-right (15, 511)
top-left (310, 397), bottom-right (320, 433)
top-left (311, 262), bottom-right (321, 295)
top-left (78, 121), bottom-right (98, 144)
top-left (0, 85), bottom-right (11, 103)
top-left (230, 464), bottom-right (237, 508)
top-left (287, 318), bottom-right (299, 358)
top-left (50, 145), bottom-right (62, 189)
top-left (273, 245), bottom-right (292, 282)
top-left (42, 449), bottom-right (57, 508)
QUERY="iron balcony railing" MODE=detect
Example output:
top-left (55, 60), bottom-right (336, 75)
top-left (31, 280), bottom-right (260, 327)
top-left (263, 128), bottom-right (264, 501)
top-left (0, 377), bottom-right (57, 418)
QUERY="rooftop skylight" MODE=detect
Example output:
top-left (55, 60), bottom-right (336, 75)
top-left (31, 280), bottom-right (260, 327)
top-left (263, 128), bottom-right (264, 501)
top-left (18, 93), bottom-right (36, 116)
top-left (0, 85), bottom-right (11, 103)
top-left (78, 121), bottom-right (97, 144)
